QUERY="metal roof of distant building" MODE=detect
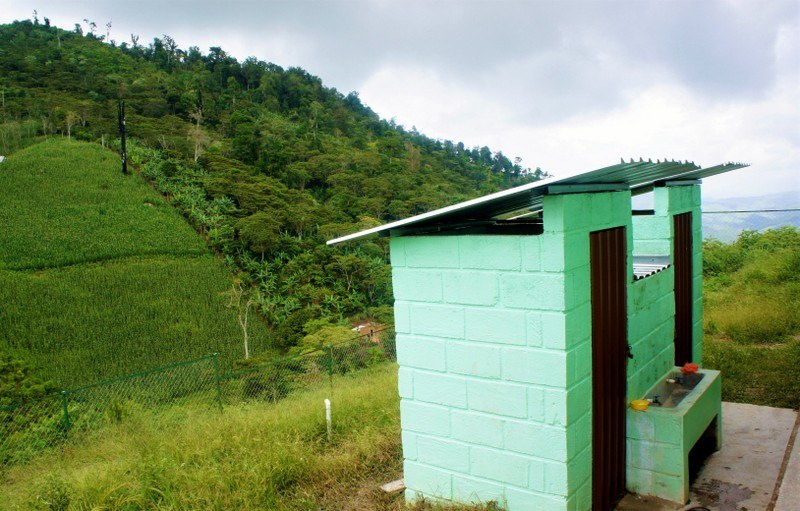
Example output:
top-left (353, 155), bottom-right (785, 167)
top-left (326, 159), bottom-right (748, 245)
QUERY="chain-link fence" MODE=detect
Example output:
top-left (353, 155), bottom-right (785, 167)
top-left (1, 330), bottom-right (396, 469)
top-left (703, 209), bottom-right (800, 242)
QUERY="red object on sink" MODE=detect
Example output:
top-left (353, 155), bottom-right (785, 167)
top-left (681, 362), bottom-right (699, 374)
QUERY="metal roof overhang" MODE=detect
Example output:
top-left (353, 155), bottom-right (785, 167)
top-left (326, 160), bottom-right (748, 245)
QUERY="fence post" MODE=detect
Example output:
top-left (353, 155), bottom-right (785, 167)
top-left (212, 353), bottom-right (223, 412)
top-left (327, 343), bottom-right (334, 394)
top-left (60, 391), bottom-right (71, 432)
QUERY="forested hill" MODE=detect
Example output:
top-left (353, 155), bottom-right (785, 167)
top-left (0, 19), bottom-right (545, 356)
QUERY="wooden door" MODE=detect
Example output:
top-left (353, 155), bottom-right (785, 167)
top-left (590, 227), bottom-right (628, 510)
top-left (674, 212), bottom-right (693, 366)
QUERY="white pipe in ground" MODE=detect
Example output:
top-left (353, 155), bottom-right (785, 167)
top-left (324, 398), bottom-right (331, 441)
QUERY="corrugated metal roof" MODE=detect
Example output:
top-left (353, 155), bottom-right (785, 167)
top-left (326, 160), bottom-right (748, 245)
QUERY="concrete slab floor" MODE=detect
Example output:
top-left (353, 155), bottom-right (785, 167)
top-left (618, 402), bottom-right (799, 511)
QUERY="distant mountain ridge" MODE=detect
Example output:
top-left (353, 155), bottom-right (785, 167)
top-left (702, 191), bottom-right (799, 241)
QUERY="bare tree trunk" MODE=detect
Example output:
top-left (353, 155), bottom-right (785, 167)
top-left (118, 100), bottom-right (127, 174)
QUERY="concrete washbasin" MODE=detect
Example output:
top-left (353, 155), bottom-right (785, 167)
top-left (647, 371), bottom-right (705, 408)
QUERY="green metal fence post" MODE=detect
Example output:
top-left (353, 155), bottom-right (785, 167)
top-left (60, 391), bottom-right (71, 432)
top-left (212, 353), bottom-right (223, 412)
top-left (327, 343), bottom-right (334, 395)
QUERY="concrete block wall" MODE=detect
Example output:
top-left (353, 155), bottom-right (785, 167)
top-left (655, 185), bottom-right (703, 364)
top-left (631, 185), bottom-right (703, 365)
top-left (627, 269), bottom-right (676, 402)
top-left (391, 234), bottom-right (578, 510)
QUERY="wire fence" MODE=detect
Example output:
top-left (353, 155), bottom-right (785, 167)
top-left (0, 329), bottom-right (396, 468)
top-left (702, 208), bottom-right (800, 242)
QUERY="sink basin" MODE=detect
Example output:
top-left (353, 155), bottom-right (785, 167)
top-left (647, 371), bottom-right (704, 408)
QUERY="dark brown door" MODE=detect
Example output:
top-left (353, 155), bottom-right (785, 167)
top-left (674, 212), bottom-right (693, 366)
top-left (590, 227), bottom-right (628, 510)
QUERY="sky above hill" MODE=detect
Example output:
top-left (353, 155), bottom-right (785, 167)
top-left (2, 0), bottom-right (798, 200)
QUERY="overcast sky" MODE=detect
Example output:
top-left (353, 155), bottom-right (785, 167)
top-left (2, 0), bottom-right (798, 199)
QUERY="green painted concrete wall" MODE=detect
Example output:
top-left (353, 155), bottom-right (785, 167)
top-left (393, 185), bottom-right (710, 509)
top-left (631, 185), bottom-right (703, 365)
top-left (626, 370), bottom-right (721, 502)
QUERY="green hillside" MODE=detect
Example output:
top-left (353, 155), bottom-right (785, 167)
top-left (0, 140), bottom-right (271, 388)
top-left (0, 19), bottom-right (546, 349)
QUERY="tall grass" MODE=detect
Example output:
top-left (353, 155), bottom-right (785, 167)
top-left (0, 365), bottom-right (499, 511)
top-left (0, 365), bottom-right (402, 510)
top-left (702, 227), bottom-right (800, 408)
top-left (0, 140), bottom-right (273, 387)
top-left (0, 140), bottom-right (207, 270)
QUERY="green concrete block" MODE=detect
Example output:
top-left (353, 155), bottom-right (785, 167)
top-left (467, 379), bottom-right (527, 418)
top-left (541, 312), bottom-right (566, 349)
top-left (540, 233), bottom-right (566, 272)
top-left (627, 439), bottom-right (657, 471)
top-left (502, 348), bottom-right (567, 387)
top-left (390, 237), bottom-right (407, 267)
top-left (397, 334), bottom-right (446, 372)
top-left (452, 474), bottom-right (505, 505)
top-left (566, 379), bottom-right (591, 424)
top-left (567, 341), bottom-right (591, 385)
top-left (470, 446), bottom-right (529, 487)
top-left (393, 269), bottom-right (443, 302)
top-left (626, 466), bottom-right (654, 495)
top-left (447, 341), bottom-right (502, 379)
top-left (418, 436), bottom-right (470, 472)
top-left (653, 472), bottom-right (683, 502)
top-left (545, 389), bottom-right (567, 426)
top-left (652, 444), bottom-right (684, 476)
top-left (504, 420), bottom-right (568, 461)
top-left (529, 459), bottom-right (546, 492)
top-left (403, 430), bottom-right (418, 460)
top-left (451, 410), bottom-right (504, 448)
top-left (567, 447), bottom-right (591, 494)
top-left (410, 303), bottom-right (464, 338)
top-left (505, 486), bottom-right (567, 511)
top-left (398, 367), bottom-right (413, 398)
top-left (401, 399), bottom-right (450, 436)
top-left (567, 266), bottom-right (591, 310)
top-left (404, 460), bottom-right (453, 500)
top-left (405, 236), bottom-right (460, 268)
top-left (465, 307), bottom-right (526, 345)
top-left (545, 460), bottom-right (568, 496)
top-left (654, 414), bottom-right (682, 445)
top-left (499, 273), bottom-right (566, 311)
top-left (526, 312), bottom-right (544, 347)
top-left (414, 371), bottom-right (468, 408)
top-left (567, 415), bottom-right (591, 458)
top-left (565, 302), bottom-right (592, 346)
top-left (528, 387), bottom-right (546, 422)
top-left (633, 239), bottom-right (670, 255)
top-left (460, 236), bottom-right (521, 270)
top-left (521, 235), bottom-right (542, 271)
top-left (443, 271), bottom-right (498, 306)
top-left (394, 301), bottom-right (411, 333)
top-left (627, 411), bottom-right (655, 441)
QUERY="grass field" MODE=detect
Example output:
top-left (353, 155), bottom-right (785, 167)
top-left (0, 140), bottom-right (272, 388)
top-left (0, 365), bottom-right (498, 511)
top-left (702, 229), bottom-right (800, 409)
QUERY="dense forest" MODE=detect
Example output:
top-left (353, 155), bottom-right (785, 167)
top-left (0, 18), bottom-right (545, 358)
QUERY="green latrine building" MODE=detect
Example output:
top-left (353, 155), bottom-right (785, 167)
top-left (328, 160), bottom-right (747, 510)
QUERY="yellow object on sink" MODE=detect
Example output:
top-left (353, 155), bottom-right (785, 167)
top-left (630, 399), bottom-right (650, 411)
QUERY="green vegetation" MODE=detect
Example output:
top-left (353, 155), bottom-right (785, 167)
top-left (0, 141), bottom-right (206, 270)
top-left (0, 365), bottom-right (497, 511)
top-left (702, 227), bottom-right (800, 409)
top-left (0, 141), bottom-right (272, 387)
top-left (0, 19), bottom-right (545, 362)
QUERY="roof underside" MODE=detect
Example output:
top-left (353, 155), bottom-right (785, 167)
top-left (327, 159), bottom-right (748, 245)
